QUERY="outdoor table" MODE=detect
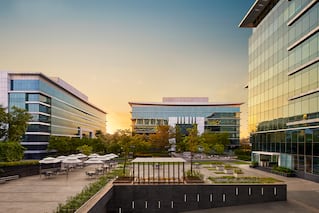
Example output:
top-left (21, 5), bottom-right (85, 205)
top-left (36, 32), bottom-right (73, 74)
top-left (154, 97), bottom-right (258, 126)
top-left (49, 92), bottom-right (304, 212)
top-left (86, 171), bottom-right (96, 178)
top-left (95, 167), bottom-right (104, 174)
top-left (58, 168), bottom-right (68, 174)
top-left (44, 170), bottom-right (56, 178)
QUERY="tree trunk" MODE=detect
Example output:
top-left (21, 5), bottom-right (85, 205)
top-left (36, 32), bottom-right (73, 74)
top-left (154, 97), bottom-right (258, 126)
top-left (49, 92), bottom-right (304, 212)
top-left (190, 152), bottom-right (193, 174)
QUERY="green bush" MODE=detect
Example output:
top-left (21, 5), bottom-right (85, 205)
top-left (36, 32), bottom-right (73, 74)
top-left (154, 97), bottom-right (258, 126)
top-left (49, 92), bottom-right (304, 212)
top-left (272, 166), bottom-right (294, 175)
top-left (186, 170), bottom-right (204, 179)
top-left (237, 155), bottom-right (251, 161)
top-left (0, 160), bottom-right (39, 167)
top-left (234, 168), bottom-right (243, 174)
top-left (0, 141), bottom-right (26, 162)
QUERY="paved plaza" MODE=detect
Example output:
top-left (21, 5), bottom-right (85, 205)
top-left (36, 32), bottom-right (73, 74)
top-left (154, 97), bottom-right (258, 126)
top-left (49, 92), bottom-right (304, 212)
top-left (0, 165), bottom-right (98, 213)
top-left (1, 161), bottom-right (319, 213)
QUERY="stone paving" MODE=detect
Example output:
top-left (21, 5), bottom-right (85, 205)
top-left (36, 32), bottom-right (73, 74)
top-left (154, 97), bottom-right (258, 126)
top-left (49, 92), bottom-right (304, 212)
top-left (0, 165), bottom-right (98, 213)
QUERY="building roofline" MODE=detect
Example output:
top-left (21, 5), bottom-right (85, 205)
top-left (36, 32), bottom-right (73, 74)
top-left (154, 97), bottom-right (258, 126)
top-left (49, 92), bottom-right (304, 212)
top-left (128, 101), bottom-right (243, 107)
top-left (239, 0), bottom-right (279, 28)
top-left (8, 72), bottom-right (107, 114)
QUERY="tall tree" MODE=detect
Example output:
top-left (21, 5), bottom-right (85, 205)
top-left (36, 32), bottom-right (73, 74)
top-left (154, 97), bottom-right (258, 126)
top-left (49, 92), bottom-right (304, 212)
top-left (183, 125), bottom-right (200, 174)
top-left (149, 125), bottom-right (170, 150)
top-left (117, 129), bottom-right (132, 175)
top-left (201, 132), bottom-right (230, 154)
top-left (7, 106), bottom-right (31, 142)
top-left (0, 106), bottom-right (30, 161)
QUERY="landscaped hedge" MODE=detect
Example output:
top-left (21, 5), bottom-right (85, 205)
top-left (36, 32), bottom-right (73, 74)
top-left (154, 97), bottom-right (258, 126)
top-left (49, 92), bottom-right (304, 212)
top-left (0, 160), bottom-right (39, 167)
top-left (0, 160), bottom-right (60, 177)
top-left (271, 166), bottom-right (295, 177)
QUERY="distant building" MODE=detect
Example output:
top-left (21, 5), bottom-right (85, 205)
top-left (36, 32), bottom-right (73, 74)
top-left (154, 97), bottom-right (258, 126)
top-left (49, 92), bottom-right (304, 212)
top-left (129, 97), bottom-right (242, 148)
top-left (0, 72), bottom-right (106, 159)
top-left (240, 0), bottom-right (319, 180)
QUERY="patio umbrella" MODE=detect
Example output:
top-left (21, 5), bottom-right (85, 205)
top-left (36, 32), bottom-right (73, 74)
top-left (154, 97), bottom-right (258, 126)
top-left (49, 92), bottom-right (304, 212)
top-left (39, 157), bottom-right (61, 164)
top-left (56, 156), bottom-right (67, 160)
top-left (84, 158), bottom-right (104, 165)
top-left (97, 155), bottom-right (112, 162)
top-left (76, 153), bottom-right (87, 159)
top-left (88, 153), bottom-right (100, 158)
top-left (105, 153), bottom-right (118, 159)
top-left (39, 157), bottom-right (61, 177)
top-left (62, 157), bottom-right (82, 164)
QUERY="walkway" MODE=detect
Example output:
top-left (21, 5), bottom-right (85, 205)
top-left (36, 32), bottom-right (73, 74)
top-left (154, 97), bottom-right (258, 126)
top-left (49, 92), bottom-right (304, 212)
top-left (0, 165), bottom-right (98, 213)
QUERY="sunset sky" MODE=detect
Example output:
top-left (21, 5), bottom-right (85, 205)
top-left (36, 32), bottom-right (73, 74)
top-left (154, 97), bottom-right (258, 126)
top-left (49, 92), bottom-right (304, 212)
top-left (0, 0), bottom-right (254, 137)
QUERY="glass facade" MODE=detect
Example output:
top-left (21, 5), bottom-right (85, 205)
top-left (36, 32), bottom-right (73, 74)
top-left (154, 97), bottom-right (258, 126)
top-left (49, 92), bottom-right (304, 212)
top-left (241, 0), bottom-right (319, 179)
top-left (1, 73), bottom-right (106, 159)
top-left (130, 100), bottom-right (241, 147)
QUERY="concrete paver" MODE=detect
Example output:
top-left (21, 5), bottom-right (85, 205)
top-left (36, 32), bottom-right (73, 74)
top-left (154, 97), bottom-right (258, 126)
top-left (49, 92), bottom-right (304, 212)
top-left (0, 166), bottom-right (98, 213)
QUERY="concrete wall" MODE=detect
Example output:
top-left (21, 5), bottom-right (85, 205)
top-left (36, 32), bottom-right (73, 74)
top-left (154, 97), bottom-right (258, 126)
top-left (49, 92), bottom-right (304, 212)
top-left (100, 184), bottom-right (286, 213)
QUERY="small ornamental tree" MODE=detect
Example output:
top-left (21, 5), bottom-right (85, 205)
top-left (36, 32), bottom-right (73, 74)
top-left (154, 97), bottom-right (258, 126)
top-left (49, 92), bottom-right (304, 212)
top-left (183, 125), bottom-right (200, 174)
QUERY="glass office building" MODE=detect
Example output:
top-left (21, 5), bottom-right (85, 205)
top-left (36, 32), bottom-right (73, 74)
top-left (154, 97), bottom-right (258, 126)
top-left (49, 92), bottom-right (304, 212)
top-left (240, 0), bottom-right (319, 180)
top-left (0, 72), bottom-right (106, 159)
top-left (129, 97), bottom-right (242, 147)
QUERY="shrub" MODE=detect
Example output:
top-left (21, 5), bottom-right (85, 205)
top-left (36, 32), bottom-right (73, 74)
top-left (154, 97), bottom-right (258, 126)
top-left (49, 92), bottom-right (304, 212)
top-left (272, 166), bottom-right (294, 175)
top-left (0, 142), bottom-right (26, 162)
top-left (233, 168), bottom-right (243, 174)
top-left (186, 170), bottom-right (203, 180)
top-left (0, 160), bottom-right (39, 167)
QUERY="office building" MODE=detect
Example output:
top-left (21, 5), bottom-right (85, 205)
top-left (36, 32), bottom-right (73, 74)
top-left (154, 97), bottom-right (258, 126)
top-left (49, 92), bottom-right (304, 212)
top-left (240, 0), bottom-right (319, 180)
top-left (129, 97), bottom-right (242, 148)
top-left (0, 72), bottom-right (106, 159)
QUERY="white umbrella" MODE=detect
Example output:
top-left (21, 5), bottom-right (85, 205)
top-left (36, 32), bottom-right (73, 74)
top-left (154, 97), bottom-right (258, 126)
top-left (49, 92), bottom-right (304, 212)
top-left (110, 153), bottom-right (119, 158)
top-left (68, 154), bottom-right (77, 158)
top-left (84, 158), bottom-right (104, 165)
top-left (76, 153), bottom-right (87, 159)
top-left (56, 156), bottom-right (67, 160)
top-left (97, 155), bottom-right (112, 162)
top-left (62, 157), bottom-right (82, 164)
top-left (104, 154), bottom-right (119, 160)
top-left (39, 157), bottom-right (61, 164)
top-left (88, 153), bottom-right (100, 158)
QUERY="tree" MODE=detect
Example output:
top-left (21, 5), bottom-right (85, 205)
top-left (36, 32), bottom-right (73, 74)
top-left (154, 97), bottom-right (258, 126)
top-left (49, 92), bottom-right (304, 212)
top-left (183, 125), bottom-right (200, 174)
top-left (0, 141), bottom-right (25, 161)
top-left (130, 134), bottom-right (150, 155)
top-left (76, 144), bottom-right (93, 156)
top-left (116, 129), bottom-right (132, 175)
top-left (149, 125), bottom-right (170, 151)
top-left (200, 132), bottom-right (230, 154)
top-left (0, 106), bottom-right (31, 142)
top-left (7, 106), bottom-right (32, 142)
top-left (0, 106), bottom-right (30, 162)
top-left (213, 143), bottom-right (225, 155)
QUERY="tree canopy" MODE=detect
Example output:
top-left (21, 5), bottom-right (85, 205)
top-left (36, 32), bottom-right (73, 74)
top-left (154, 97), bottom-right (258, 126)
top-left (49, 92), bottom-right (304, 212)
top-left (0, 105), bottom-right (31, 161)
top-left (0, 106), bottom-right (31, 142)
